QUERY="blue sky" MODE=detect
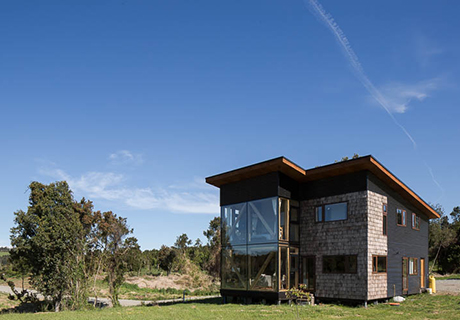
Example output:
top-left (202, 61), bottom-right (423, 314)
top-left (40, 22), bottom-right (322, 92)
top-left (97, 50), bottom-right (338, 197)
top-left (1, 0), bottom-right (459, 249)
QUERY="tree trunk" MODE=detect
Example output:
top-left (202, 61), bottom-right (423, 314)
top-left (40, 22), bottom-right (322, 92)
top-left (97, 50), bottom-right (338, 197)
top-left (54, 294), bottom-right (62, 312)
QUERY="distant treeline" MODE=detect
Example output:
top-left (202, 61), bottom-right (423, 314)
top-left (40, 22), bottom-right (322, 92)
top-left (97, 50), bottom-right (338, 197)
top-left (0, 247), bottom-right (9, 252)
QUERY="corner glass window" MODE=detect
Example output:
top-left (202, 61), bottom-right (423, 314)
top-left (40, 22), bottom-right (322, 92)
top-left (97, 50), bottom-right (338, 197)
top-left (248, 197), bottom-right (278, 244)
top-left (248, 244), bottom-right (277, 291)
top-left (221, 203), bottom-right (247, 246)
top-left (221, 246), bottom-right (248, 290)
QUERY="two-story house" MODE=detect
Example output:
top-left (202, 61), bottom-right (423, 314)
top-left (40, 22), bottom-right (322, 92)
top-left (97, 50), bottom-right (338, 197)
top-left (205, 155), bottom-right (439, 304)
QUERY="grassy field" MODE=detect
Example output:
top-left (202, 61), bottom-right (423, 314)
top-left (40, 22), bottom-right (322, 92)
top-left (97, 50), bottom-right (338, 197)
top-left (1, 293), bottom-right (459, 320)
top-left (0, 252), bottom-right (9, 257)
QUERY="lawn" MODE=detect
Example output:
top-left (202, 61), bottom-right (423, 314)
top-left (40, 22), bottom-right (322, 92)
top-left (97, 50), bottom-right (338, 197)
top-left (0, 252), bottom-right (9, 257)
top-left (1, 293), bottom-right (459, 320)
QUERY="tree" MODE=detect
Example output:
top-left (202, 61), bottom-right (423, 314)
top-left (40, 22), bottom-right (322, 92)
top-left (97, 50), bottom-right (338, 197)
top-left (158, 245), bottom-right (176, 275)
top-left (96, 211), bottom-right (138, 307)
top-left (175, 233), bottom-right (192, 251)
top-left (203, 217), bottom-right (221, 277)
top-left (10, 181), bottom-right (84, 312)
top-left (429, 204), bottom-right (457, 273)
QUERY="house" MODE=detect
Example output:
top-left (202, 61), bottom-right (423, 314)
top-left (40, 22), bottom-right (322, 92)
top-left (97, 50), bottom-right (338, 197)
top-left (205, 155), bottom-right (439, 304)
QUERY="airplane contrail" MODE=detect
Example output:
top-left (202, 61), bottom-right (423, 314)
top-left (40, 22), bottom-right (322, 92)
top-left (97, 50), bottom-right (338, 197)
top-left (306, 0), bottom-right (417, 149)
top-left (306, 0), bottom-right (445, 202)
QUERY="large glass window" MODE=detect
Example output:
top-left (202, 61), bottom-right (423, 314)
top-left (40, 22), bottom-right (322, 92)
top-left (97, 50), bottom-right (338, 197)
top-left (221, 246), bottom-right (248, 290)
top-left (289, 247), bottom-right (299, 289)
top-left (222, 203), bottom-right (247, 246)
top-left (323, 255), bottom-right (357, 274)
top-left (316, 202), bottom-right (347, 222)
top-left (279, 199), bottom-right (289, 241)
top-left (248, 244), bottom-right (277, 291)
top-left (248, 198), bottom-right (278, 244)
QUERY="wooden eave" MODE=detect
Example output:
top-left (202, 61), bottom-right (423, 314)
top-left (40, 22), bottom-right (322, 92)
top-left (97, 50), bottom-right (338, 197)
top-left (205, 157), bottom-right (305, 188)
top-left (206, 155), bottom-right (440, 219)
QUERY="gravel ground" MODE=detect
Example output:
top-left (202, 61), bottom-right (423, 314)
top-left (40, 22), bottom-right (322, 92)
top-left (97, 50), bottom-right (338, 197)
top-left (436, 279), bottom-right (460, 293)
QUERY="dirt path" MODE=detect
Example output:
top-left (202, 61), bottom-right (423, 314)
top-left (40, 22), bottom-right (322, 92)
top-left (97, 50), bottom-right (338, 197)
top-left (0, 285), bottom-right (219, 307)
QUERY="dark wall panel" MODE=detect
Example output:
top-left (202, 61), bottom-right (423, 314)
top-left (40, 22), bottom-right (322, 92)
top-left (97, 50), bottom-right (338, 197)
top-left (300, 171), bottom-right (367, 200)
top-left (220, 172), bottom-right (279, 206)
top-left (278, 172), bottom-right (299, 200)
top-left (368, 173), bottom-right (429, 297)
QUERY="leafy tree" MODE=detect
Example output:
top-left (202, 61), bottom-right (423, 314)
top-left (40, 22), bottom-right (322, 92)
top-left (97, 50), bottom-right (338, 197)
top-left (10, 181), bottom-right (83, 312)
top-left (174, 233), bottom-right (192, 251)
top-left (158, 245), bottom-right (176, 275)
top-left (203, 217), bottom-right (221, 277)
top-left (96, 211), bottom-right (138, 307)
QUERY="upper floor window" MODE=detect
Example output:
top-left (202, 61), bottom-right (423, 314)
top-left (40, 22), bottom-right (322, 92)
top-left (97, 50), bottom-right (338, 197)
top-left (412, 213), bottom-right (420, 230)
top-left (315, 202), bottom-right (347, 222)
top-left (397, 209), bottom-right (406, 226)
top-left (383, 204), bottom-right (388, 236)
top-left (323, 255), bottom-right (357, 274)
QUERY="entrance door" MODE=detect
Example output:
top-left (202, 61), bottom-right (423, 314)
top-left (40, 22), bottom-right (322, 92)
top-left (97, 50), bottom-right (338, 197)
top-left (420, 258), bottom-right (426, 288)
top-left (402, 257), bottom-right (409, 293)
top-left (302, 256), bottom-right (316, 291)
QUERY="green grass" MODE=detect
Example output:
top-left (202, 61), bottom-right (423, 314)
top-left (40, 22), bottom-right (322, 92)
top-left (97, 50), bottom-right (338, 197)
top-left (117, 283), bottom-right (219, 301)
top-left (434, 274), bottom-right (460, 280)
top-left (1, 293), bottom-right (460, 319)
top-left (0, 252), bottom-right (9, 257)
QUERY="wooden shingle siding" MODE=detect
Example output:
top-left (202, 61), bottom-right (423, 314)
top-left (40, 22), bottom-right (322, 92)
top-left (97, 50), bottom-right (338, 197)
top-left (367, 191), bottom-right (388, 300)
top-left (300, 191), bottom-right (368, 300)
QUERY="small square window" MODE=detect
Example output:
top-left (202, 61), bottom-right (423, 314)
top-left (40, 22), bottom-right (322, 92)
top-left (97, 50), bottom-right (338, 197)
top-left (372, 256), bottom-right (387, 273)
top-left (397, 209), bottom-right (406, 226)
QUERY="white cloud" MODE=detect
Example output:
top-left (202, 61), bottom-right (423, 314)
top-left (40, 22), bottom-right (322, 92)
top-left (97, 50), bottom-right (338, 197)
top-left (108, 150), bottom-right (144, 165)
top-left (39, 167), bottom-right (219, 215)
top-left (376, 78), bottom-right (441, 113)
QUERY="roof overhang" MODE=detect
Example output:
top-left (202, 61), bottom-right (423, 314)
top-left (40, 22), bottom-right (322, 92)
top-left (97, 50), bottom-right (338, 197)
top-left (206, 155), bottom-right (440, 219)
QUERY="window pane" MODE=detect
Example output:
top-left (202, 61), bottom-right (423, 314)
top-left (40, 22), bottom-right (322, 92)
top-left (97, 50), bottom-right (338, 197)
top-left (221, 246), bottom-right (248, 290)
top-left (289, 224), bottom-right (299, 242)
top-left (377, 256), bottom-right (387, 272)
top-left (323, 255), bottom-right (357, 273)
top-left (383, 215), bottom-right (387, 235)
top-left (280, 247), bottom-right (288, 290)
top-left (290, 252), bottom-right (299, 289)
top-left (315, 206), bottom-right (323, 222)
top-left (397, 209), bottom-right (403, 225)
top-left (222, 203), bottom-right (247, 246)
top-left (279, 199), bottom-right (288, 241)
top-left (290, 207), bottom-right (298, 222)
top-left (248, 244), bottom-right (277, 291)
top-left (302, 257), bottom-right (315, 291)
top-left (248, 197), bottom-right (278, 244)
top-left (324, 202), bottom-right (347, 221)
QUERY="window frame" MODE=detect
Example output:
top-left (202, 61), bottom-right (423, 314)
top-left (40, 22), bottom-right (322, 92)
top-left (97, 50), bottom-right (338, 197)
top-left (372, 255), bottom-right (387, 274)
top-left (412, 213), bottom-right (420, 231)
top-left (322, 255), bottom-right (358, 274)
top-left (409, 257), bottom-right (418, 275)
top-left (397, 209), bottom-right (407, 227)
top-left (315, 201), bottom-right (348, 223)
top-left (383, 203), bottom-right (388, 236)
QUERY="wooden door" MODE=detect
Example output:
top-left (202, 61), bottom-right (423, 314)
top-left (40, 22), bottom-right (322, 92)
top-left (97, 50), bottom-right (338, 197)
top-left (402, 257), bottom-right (409, 293)
top-left (420, 258), bottom-right (425, 288)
